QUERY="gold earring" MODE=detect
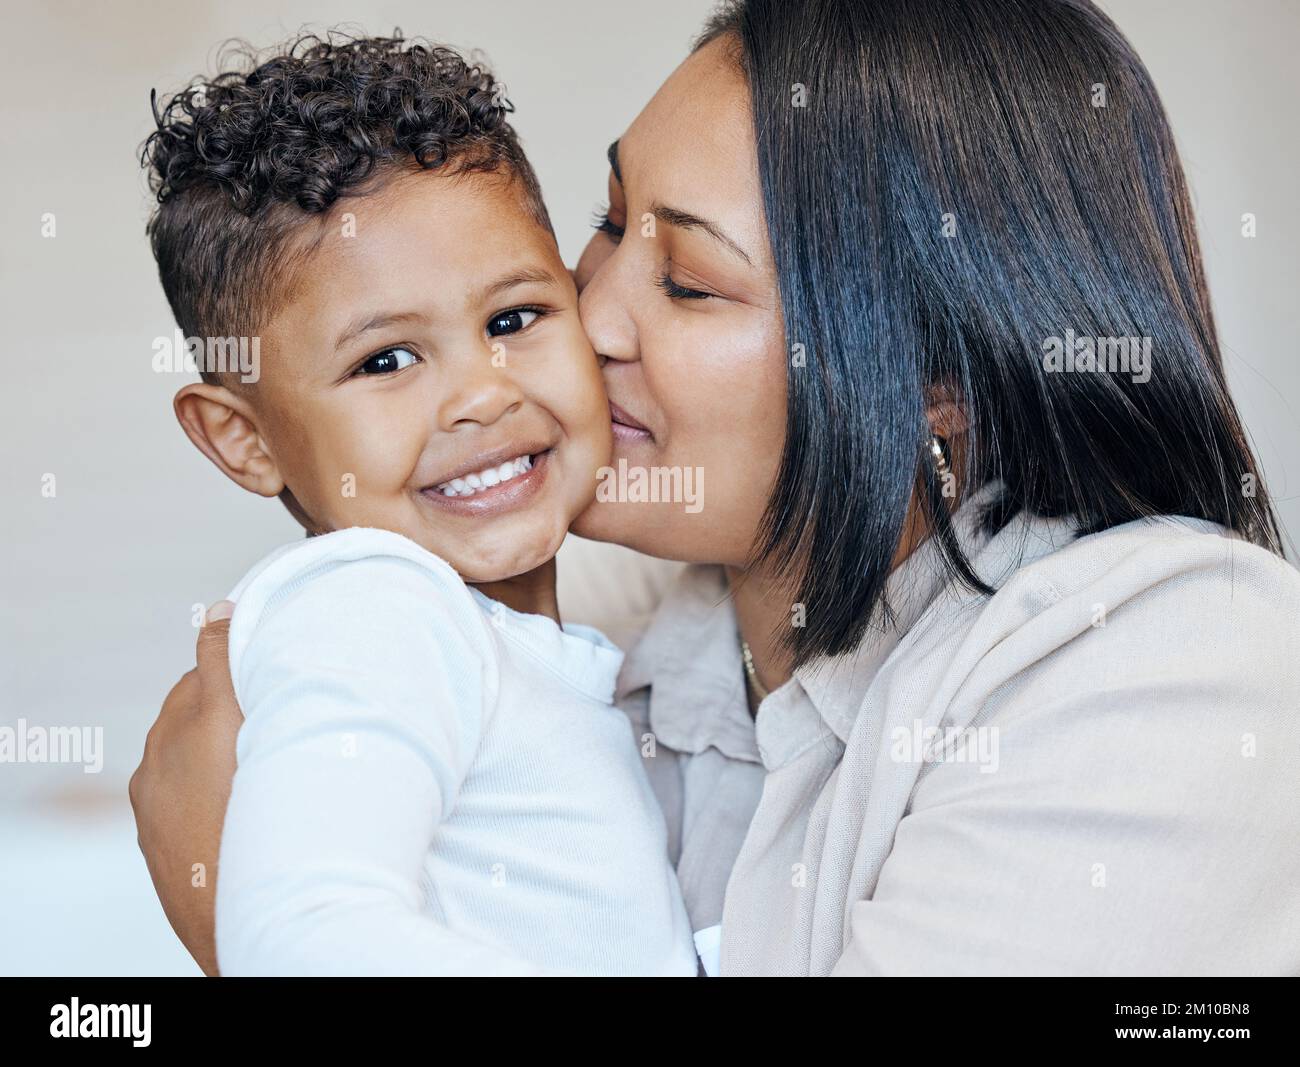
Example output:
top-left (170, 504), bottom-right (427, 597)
top-left (929, 435), bottom-right (950, 478)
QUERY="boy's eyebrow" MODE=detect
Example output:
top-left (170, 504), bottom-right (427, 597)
top-left (472, 266), bottom-right (562, 306)
top-left (649, 201), bottom-right (753, 267)
top-left (332, 267), bottom-right (562, 350)
top-left (333, 310), bottom-right (430, 350)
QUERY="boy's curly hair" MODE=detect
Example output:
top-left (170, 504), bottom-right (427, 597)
top-left (142, 31), bottom-right (551, 383)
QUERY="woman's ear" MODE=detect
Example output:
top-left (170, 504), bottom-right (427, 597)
top-left (922, 384), bottom-right (971, 499)
top-left (923, 384), bottom-right (969, 443)
top-left (173, 383), bottom-right (286, 498)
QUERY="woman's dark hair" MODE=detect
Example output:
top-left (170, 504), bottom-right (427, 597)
top-left (697, 0), bottom-right (1283, 664)
top-left (142, 31), bottom-right (550, 384)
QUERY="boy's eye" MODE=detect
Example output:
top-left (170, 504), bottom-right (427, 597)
top-left (356, 347), bottom-right (419, 375)
top-left (487, 308), bottom-right (541, 337)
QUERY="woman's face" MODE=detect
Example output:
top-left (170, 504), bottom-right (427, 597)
top-left (569, 37), bottom-right (788, 568)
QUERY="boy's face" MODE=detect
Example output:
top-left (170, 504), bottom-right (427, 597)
top-left (247, 168), bottom-right (611, 582)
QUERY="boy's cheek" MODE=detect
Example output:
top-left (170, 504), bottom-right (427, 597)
top-left (549, 340), bottom-right (610, 432)
top-left (273, 432), bottom-right (409, 531)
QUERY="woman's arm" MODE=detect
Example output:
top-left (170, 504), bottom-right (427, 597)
top-left (129, 601), bottom-right (240, 977)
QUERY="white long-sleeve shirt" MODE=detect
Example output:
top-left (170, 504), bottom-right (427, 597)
top-left (215, 527), bottom-right (698, 976)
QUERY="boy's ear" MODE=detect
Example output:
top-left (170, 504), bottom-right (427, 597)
top-left (174, 382), bottom-right (285, 498)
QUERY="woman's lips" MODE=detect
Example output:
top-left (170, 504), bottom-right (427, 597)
top-left (609, 401), bottom-right (653, 443)
top-left (419, 448), bottom-right (551, 517)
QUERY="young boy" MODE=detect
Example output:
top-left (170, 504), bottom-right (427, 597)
top-left (143, 33), bottom-right (697, 975)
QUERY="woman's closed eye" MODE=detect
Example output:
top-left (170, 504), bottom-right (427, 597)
top-left (656, 269), bottom-right (714, 301)
top-left (590, 198), bottom-right (715, 300)
top-left (591, 204), bottom-right (625, 242)
top-left (355, 346), bottom-right (420, 376)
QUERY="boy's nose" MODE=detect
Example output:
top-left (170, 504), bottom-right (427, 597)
top-left (437, 359), bottom-right (526, 430)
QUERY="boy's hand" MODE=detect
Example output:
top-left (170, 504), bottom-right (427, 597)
top-left (129, 602), bottom-right (242, 977)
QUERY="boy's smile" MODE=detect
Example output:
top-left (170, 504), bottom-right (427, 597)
top-left (424, 444), bottom-right (550, 510)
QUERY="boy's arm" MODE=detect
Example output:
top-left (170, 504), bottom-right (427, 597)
top-left (216, 533), bottom-right (539, 976)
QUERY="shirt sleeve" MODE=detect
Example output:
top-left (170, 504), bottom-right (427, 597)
top-left (831, 537), bottom-right (1300, 976)
top-left (216, 528), bottom-right (542, 976)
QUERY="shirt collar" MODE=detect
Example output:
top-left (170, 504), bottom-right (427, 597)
top-left (794, 484), bottom-right (1081, 744)
top-left (616, 564), bottom-right (760, 763)
top-left (469, 587), bottom-right (625, 704)
top-left (792, 519), bottom-right (957, 746)
top-left (616, 482), bottom-right (1066, 759)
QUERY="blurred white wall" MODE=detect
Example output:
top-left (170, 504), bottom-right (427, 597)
top-left (0, 0), bottom-right (1295, 974)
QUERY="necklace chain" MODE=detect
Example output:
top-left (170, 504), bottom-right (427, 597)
top-left (740, 639), bottom-right (770, 701)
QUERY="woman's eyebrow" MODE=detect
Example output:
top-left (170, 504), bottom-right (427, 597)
top-left (650, 201), bottom-right (753, 267)
top-left (609, 138), bottom-right (753, 266)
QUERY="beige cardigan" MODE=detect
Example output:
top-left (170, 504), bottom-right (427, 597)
top-left (612, 499), bottom-right (1300, 975)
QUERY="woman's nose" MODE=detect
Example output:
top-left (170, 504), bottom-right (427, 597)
top-left (577, 250), bottom-right (639, 366)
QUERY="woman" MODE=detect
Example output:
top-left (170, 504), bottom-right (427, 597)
top-left (131, 0), bottom-right (1300, 975)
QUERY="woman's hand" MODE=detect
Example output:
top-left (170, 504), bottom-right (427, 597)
top-left (129, 601), bottom-right (241, 976)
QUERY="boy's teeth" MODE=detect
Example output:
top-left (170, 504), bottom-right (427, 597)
top-left (436, 454), bottom-right (534, 496)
